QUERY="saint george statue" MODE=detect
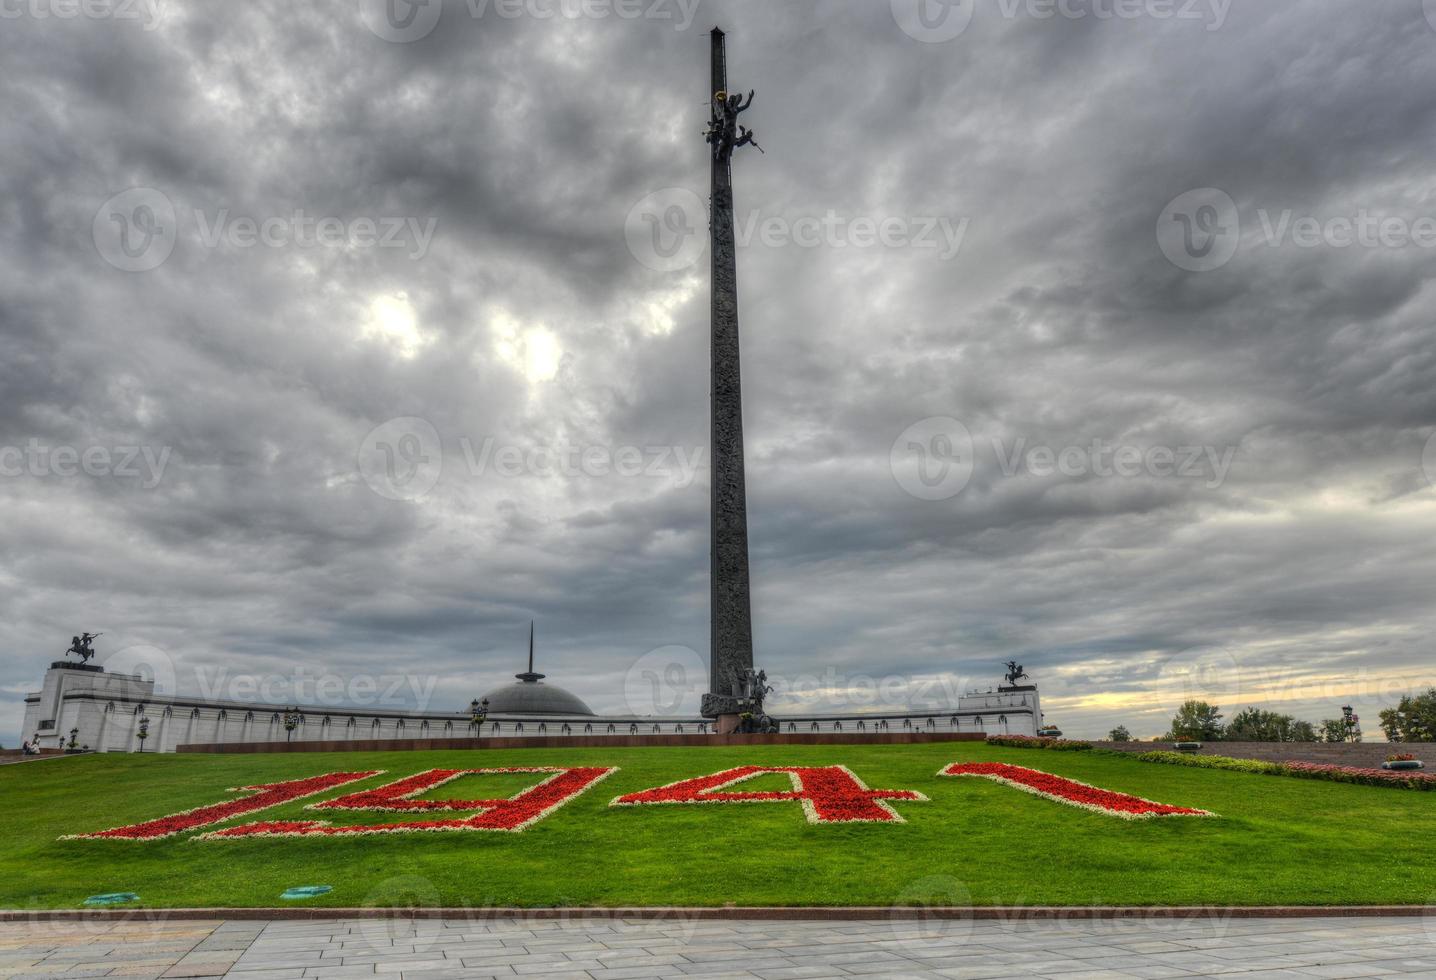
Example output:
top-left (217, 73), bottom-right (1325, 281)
top-left (65, 632), bottom-right (101, 663)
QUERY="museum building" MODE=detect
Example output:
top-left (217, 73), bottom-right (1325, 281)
top-left (22, 657), bottom-right (1043, 753)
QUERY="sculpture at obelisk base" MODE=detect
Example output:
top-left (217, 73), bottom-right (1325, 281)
top-left (699, 27), bottom-right (770, 734)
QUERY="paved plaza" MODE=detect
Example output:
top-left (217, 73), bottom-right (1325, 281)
top-left (0, 915), bottom-right (1433, 980)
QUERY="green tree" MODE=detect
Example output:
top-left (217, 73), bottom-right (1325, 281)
top-left (1166, 700), bottom-right (1223, 741)
top-left (1379, 689), bottom-right (1436, 743)
top-left (1108, 725), bottom-right (1132, 742)
top-left (1405, 690), bottom-right (1436, 741)
top-left (1224, 708), bottom-right (1320, 742)
top-left (1379, 708), bottom-right (1403, 743)
top-left (1318, 718), bottom-right (1349, 743)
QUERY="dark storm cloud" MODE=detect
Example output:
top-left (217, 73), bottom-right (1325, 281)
top-left (2, 0), bottom-right (1435, 741)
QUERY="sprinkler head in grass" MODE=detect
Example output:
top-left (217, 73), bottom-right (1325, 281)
top-left (83, 893), bottom-right (139, 906)
top-left (281, 885), bottom-right (333, 900)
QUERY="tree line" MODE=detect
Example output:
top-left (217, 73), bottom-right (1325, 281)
top-left (1102, 689), bottom-right (1436, 743)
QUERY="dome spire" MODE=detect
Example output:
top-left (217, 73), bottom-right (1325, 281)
top-left (476, 620), bottom-right (595, 716)
top-left (516, 620), bottom-right (544, 683)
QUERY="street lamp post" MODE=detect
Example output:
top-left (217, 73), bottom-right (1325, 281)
top-left (137, 715), bottom-right (150, 753)
top-left (1341, 704), bottom-right (1361, 743)
top-left (67, 727), bottom-right (79, 753)
top-left (470, 697), bottom-right (489, 735)
top-left (283, 708), bottom-right (302, 743)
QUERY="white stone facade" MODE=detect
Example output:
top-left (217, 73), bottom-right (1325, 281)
top-left (22, 665), bottom-right (1041, 753)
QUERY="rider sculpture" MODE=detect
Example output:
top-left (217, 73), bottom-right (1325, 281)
top-left (65, 632), bottom-right (101, 663)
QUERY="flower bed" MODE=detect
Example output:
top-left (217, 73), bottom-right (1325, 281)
top-left (611, 765), bottom-right (926, 823)
top-left (1285, 761), bottom-right (1433, 788)
top-left (940, 762), bottom-right (1213, 819)
top-left (986, 734), bottom-right (1092, 751)
top-left (203, 767), bottom-right (616, 836)
top-left (1134, 751), bottom-right (1436, 791)
top-left (64, 771), bottom-right (380, 840)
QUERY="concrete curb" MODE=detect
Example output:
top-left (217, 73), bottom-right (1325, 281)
top-left (0, 754), bottom-right (77, 766)
top-left (3, 906), bottom-right (1433, 922)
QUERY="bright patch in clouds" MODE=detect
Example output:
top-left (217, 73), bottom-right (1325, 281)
top-left (493, 309), bottom-right (562, 383)
top-left (362, 292), bottom-right (425, 359)
top-left (633, 276), bottom-right (699, 337)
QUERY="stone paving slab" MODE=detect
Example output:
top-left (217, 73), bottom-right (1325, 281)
top-left (0, 916), bottom-right (1432, 979)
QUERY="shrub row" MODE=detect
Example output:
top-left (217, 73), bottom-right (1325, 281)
top-left (986, 734), bottom-right (1092, 751)
top-left (1133, 751), bottom-right (1436, 791)
top-left (1134, 751), bottom-right (1284, 774)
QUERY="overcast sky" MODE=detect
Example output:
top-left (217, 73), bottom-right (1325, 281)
top-left (3, 0), bottom-right (1435, 743)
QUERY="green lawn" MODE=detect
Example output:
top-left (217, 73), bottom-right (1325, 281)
top-left (2, 744), bottom-right (1433, 909)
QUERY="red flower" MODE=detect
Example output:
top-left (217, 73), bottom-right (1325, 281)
top-left (613, 765), bottom-right (926, 823)
top-left (202, 767), bottom-right (616, 837)
top-left (65, 772), bottom-right (381, 840)
top-left (940, 763), bottom-right (1213, 819)
top-left (1287, 761), bottom-right (1435, 786)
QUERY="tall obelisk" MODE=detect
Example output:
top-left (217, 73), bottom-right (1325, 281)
top-left (700, 27), bottom-right (761, 732)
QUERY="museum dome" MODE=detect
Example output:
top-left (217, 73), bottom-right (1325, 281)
top-left (477, 622), bottom-right (595, 716)
top-left (480, 678), bottom-right (595, 716)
